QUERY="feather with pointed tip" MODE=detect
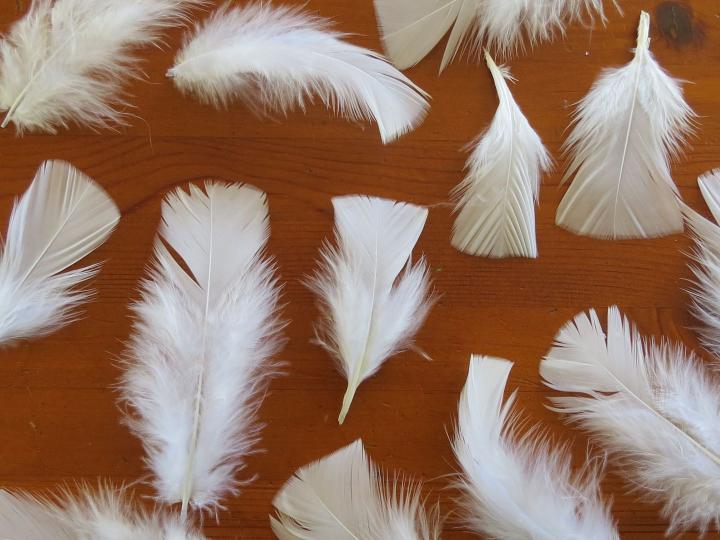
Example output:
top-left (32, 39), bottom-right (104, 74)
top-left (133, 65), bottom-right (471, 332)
top-left (699, 169), bottom-right (720, 223)
top-left (452, 52), bottom-right (551, 258)
top-left (0, 0), bottom-right (201, 135)
top-left (120, 182), bottom-right (284, 519)
top-left (309, 195), bottom-right (432, 425)
top-left (541, 307), bottom-right (720, 534)
top-left (270, 440), bottom-right (440, 540)
top-left (168, 3), bottom-right (429, 144)
top-left (373, 0), bottom-right (612, 72)
top-left (556, 11), bottom-right (694, 239)
top-left (0, 485), bottom-right (205, 540)
top-left (0, 160), bottom-right (120, 346)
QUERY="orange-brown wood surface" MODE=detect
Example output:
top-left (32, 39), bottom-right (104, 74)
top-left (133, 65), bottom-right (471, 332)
top-left (0, 1), bottom-right (718, 538)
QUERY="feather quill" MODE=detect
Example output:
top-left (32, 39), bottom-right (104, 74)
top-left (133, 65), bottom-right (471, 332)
top-left (0, 0), bottom-right (200, 134)
top-left (556, 11), bottom-right (694, 239)
top-left (0, 160), bottom-right (120, 346)
top-left (452, 52), bottom-right (551, 258)
top-left (270, 440), bottom-right (440, 540)
top-left (120, 182), bottom-right (284, 518)
top-left (373, 0), bottom-right (611, 72)
top-left (453, 355), bottom-right (619, 539)
top-left (309, 195), bottom-right (432, 425)
top-left (168, 3), bottom-right (429, 144)
top-left (541, 307), bottom-right (720, 534)
top-left (0, 485), bottom-right (205, 540)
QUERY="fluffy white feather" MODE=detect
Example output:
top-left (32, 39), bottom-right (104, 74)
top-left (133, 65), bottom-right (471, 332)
top-left (541, 307), bottom-right (720, 534)
top-left (309, 195), bottom-right (432, 424)
top-left (0, 0), bottom-right (200, 134)
top-left (168, 3), bottom-right (429, 144)
top-left (556, 11), bottom-right (694, 239)
top-left (453, 355), bottom-right (619, 540)
top-left (0, 485), bottom-right (205, 539)
top-left (0, 160), bottom-right (120, 346)
top-left (373, 0), bottom-right (611, 72)
top-left (699, 169), bottom-right (720, 223)
top-left (270, 440), bottom-right (440, 540)
top-left (120, 182), bottom-right (284, 518)
top-left (452, 52), bottom-right (550, 258)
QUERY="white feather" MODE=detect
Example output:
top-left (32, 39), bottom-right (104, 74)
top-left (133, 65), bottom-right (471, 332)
top-left (168, 3), bottom-right (429, 144)
top-left (0, 160), bottom-right (119, 346)
top-left (699, 169), bottom-right (720, 224)
top-left (373, 0), bottom-right (611, 72)
top-left (541, 307), bottom-right (720, 534)
top-left (0, 0), bottom-right (200, 134)
top-left (270, 440), bottom-right (440, 540)
top-left (453, 355), bottom-right (619, 540)
top-left (120, 182), bottom-right (284, 518)
top-left (0, 486), bottom-right (204, 540)
top-left (309, 195), bottom-right (432, 424)
top-left (556, 11), bottom-right (694, 239)
top-left (452, 52), bottom-right (551, 259)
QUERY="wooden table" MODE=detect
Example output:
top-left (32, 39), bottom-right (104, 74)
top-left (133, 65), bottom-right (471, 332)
top-left (0, 1), bottom-right (718, 538)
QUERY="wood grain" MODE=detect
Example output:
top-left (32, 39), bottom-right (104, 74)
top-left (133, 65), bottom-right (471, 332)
top-left (0, 1), bottom-right (718, 538)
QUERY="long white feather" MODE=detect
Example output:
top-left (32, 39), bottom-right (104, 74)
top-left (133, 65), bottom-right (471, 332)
top-left (0, 485), bottom-right (205, 540)
top-left (454, 355), bottom-right (618, 539)
top-left (270, 440), bottom-right (440, 540)
top-left (373, 0), bottom-right (611, 72)
top-left (120, 182), bottom-right (284, 519)
top-left (0, 0), bottom-right (200, 134)
top-left (168, 3), bottom-right (429, 144)
top-left (452, 52), bottom-right (551, 259)
top-left (0, 160), bottom-right (120, 346)
top-left (541, 307), bottom-right (720, 534)
top-left (309, 195), bottom-right (432, 425)
top-left (556, 11), bottom-right (694, 239)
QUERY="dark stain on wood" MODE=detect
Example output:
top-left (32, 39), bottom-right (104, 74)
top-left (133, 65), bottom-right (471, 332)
top-left (655, 1), bottom-right (706, 48)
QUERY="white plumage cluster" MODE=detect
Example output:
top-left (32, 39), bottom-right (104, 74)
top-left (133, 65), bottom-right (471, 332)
top-left (271, 440), bottom-right (440, 540)
top-left (453, 355), bottom-right (619, 540)
top-left (169, 3), bottom-right (429, 143)
top-left (542, 307), bottom-right (720, 534)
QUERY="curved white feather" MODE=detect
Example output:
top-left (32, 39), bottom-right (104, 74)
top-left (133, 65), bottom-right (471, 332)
top-left (120, 182), bottom-right (284, 518)
top-left (452, 52), bottom-right (550, 258)
top-left (169, 3), bottom-right (429, 144)
top-left (0, 0), bottom-right (200, 134)
top-left (556, 11), bottom-right (694, 239)
top-left (699, 169), bottom-right (720, 224)
top-left (453, 355), bottom-right (619, 540)
top-left (309, 196), bottom-right (432, 424)
top-left (0, 160), bottom-right (120, 346)
top-left (270, 440), bottom-right (440, 540)
top-left (541, 307), bottom-right (720, 534)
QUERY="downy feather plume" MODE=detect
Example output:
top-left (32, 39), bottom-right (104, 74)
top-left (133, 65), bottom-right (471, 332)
top-left (167, 3), bottom-right (429, 144)
top-left (0, 160), bottom-right (120, 346)
top-left (556, 11), bottom-right (694, 239)
top-left (0, 485), bottom-right (205, 539)
top-left (270, 440), bottom-right (440, 540)
top-left (0, 0), bottom-right (201, 134)
top-left (541, 307), bottom-right (720, 534)
top-left (309, 196), bottom-right (432, 425)
top-left (453, 355), bottom-right (619, 540)
top-left (120, 182), bottom-right (284, 519)
top-left (452, 52), bottom-right (551, 258)
top-left (373, 0), bottom-right (612, 72)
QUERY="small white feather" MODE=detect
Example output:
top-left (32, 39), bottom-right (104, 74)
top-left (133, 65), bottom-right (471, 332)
top-left (309, 195), bottom-right (432, 424)
top-left (556, 11), bottom-right (694, 239)
top-left (0, 0), bottom-right (201, 134)
top-left (0, 160), bottom-right (120, 346)
top-left (270, 440), bottom-right (440, 540)
top-left (453, 355), bottom-right (619, 540)
top-left (0, 485), bottom-right (205, 540)
top-left (452, 52), bottom-right (551, 258)
top-left (699, 169), bottom-right (720, 224)
top-left (120, 182), bottom-right (284, 518)
top-left (541, 307), bottom-right (720, 534)
top-left (168, 3), bottom-right (429, 144)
